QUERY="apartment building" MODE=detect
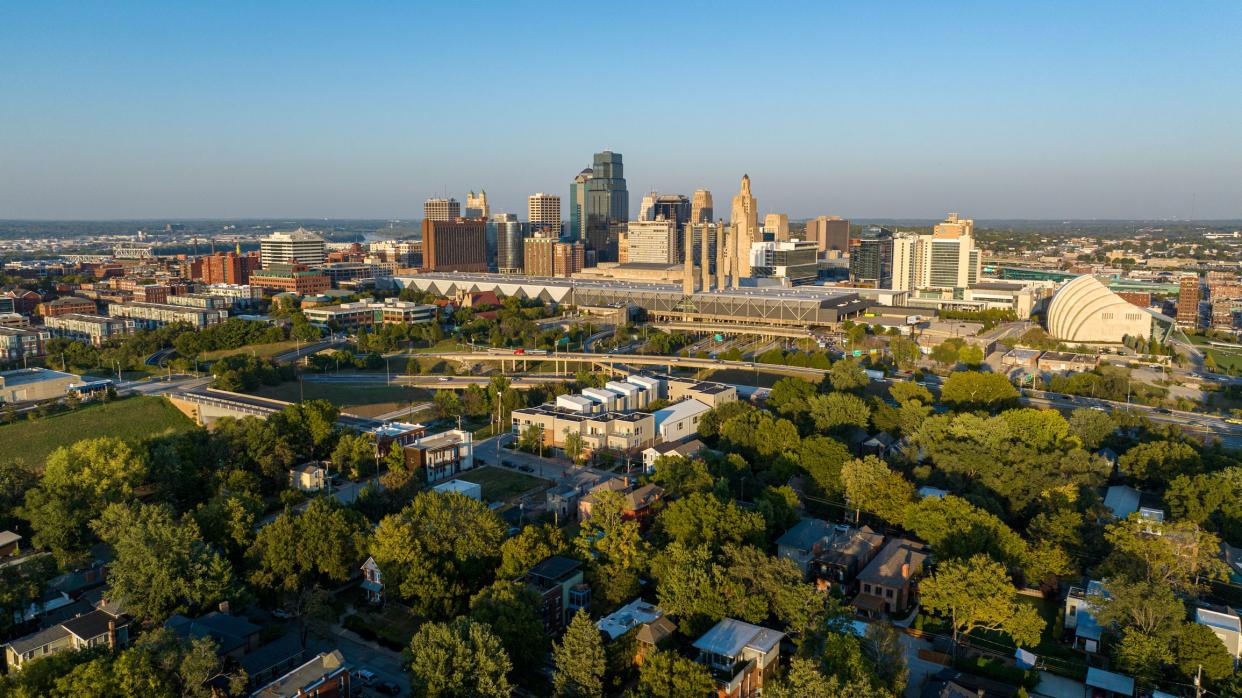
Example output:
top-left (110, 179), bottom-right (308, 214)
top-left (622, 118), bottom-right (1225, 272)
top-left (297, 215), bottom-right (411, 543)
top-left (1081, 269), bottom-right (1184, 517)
top-left (108, 302), bottom-right (228, 330)
top-left (43, 314), bottom-right (136, 346)
top-left (36, 296), bottom-right (96, 317)
top-left (421, 219), bottom-right (488, 272)
top-left (302, 299), bottom-right (436, 330)
top-left (0, 327), bottom-right (49, 362)
top-left (259, 229), bottom-right (326, 267)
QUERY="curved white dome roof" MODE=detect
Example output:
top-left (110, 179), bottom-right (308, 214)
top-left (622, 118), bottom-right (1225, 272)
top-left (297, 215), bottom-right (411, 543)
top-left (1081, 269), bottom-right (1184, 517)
top-left (1046, 275), bottom-right (1152, 343)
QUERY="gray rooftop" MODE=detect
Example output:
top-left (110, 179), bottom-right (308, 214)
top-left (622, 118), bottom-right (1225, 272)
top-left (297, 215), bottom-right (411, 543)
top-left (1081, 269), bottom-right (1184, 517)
top-left (776, 518), bottom-right (833, 552)
top-left (693, 618), bottom-right (784, 658)
top-left (0, 368), bottom-right (80, 387)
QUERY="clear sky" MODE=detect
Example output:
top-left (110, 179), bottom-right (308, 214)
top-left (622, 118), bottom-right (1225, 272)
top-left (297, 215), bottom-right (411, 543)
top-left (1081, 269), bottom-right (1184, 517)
top-left (1, 1), bottom-right (1239, 220)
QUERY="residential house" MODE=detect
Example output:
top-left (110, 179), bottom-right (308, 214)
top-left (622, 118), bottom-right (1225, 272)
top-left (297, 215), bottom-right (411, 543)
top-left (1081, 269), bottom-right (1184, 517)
top-left (641, 438), bottom-right (706, 473)
top-left (1103, 485), bottom-right (1141, 519)
top-left (404, 429), bottom-right (474, 483)
top-left (595, 598), bottom-right (674, 666)
top-left (579, 481), bottom-right (665, 528)
top-left (1195, 607), bottom-right (1242, 662)
top-left (289, 463), bottom-right (327, 493)
top-left (0, 530), bottom-right (21, 557)
top-left (165, 608), bottom-right (261, 659)
top-left (860, 431), bottom-right (896, 458)
top-left (545, 470), bottom-right (622, 523)
top-left (652, 399), bottom-right (711, 443)
top-left (2, 606), bottom-right (131, 671)
top-left (1064, 580), bottom-right (1108, 653)
top-left (249, 649), bottom-right (351, 698)
top-left (692, 618), bottom-right (784, 698)
top-left (525, 556), bottom-right (588, 634)
top-left (360, 557), bottom-right (383, 605)
top-left (239, 633), bottom-right (309, 690)
top-left (775, 518), bottom-right (834, 576)
top-left (853, 538), bottom-right (927, 617)
top-left (808, 525), bottom-right (885, 594)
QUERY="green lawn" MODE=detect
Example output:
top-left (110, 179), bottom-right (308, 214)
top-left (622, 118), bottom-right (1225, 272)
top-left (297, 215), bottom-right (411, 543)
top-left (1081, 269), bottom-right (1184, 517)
top-left (201, 340), bottom-right (303, 361)
top-left (1188, 334), bottom-right (1242, 374)
top-left (245, 381), bottom-right (431, 417)
top-left (0, 396), bottom-right (195, 467)
top-left (455, 466), bottom-right (547, 501)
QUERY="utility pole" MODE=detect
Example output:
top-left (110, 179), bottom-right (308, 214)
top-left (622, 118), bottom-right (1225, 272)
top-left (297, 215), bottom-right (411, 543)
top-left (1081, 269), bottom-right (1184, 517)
top-left (1195, 664), bottom-right (1203, 698)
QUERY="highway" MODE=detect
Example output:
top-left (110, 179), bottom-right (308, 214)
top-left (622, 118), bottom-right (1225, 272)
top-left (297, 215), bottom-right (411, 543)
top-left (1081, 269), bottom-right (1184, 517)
top-left (392, 349), bottom-right (830, 378)
top-left (300, 373), bottom-right (576, 389)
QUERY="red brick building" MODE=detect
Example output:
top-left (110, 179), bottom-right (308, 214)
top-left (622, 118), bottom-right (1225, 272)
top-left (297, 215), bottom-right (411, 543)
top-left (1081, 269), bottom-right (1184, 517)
top-left (249, 263), bottom-right (331, 296)
top-left (421, 219), bottom-right (488, 272)
top-left (189, 251), bottom-right (261, 285)
top-left (36, 296), bottom-right (97, 317)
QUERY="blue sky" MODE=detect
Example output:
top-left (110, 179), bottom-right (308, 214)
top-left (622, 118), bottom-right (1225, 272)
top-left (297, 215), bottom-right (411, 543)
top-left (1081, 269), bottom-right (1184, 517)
top-left (1, 1), bottom-right (1239, 220)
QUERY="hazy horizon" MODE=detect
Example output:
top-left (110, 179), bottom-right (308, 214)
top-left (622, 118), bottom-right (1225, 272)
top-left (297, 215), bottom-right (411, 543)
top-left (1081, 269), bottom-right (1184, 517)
top-left (2, 2), bottom-right (1239, 220)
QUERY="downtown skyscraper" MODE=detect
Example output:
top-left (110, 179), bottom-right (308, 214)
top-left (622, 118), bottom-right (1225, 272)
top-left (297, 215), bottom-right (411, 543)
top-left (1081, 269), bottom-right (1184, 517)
top-left (584, 151), bottom-right (628, 262)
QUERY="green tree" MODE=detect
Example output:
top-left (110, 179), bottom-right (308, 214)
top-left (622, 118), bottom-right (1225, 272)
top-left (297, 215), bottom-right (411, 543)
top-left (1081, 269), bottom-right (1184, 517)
top-left (806, 392), bottom-right (871, 433)
top-left (1118, 440), bottom-right (1201, 484)
top-left (1173, 621), bottom-right (1235, 684)
top-left (939, 372), bottom-right (1019, 411)
top-left (553, 609), bottom-right (605, 698)
top-left (864, 621), bottom-right (909, 695)
top-left (19, 437), bottom-right (148, 565)
top-left (497, 523), bottom-right (568, 580)
top-left (407, 618), bottom-right (513, 697)
top-left (1101, 514), bottom-right (1227, 594)
top-left (650, 456), bottom-right (714, 498)
top-left (920, 554), bottom-right (1044, 649)
top-left (797, 436), bottom-right (851, 496)
top-left (564, 429), bottom-right (586, 464)
top-left (1068, 408), bottom-right (1116, 450)
top-left (92, 502), bottom-right (237, 622)
top-left (768, 377), bottom-right (818, 417)
top-left (576, 489), bottom-right (648, 604)
top-left (248, 498), bottom-right (370, 610)
top-left (904, 495), bottom-right (1027, 566)
top-left (888, 336), bottom-right (920, 370)
top-left (765, 657), bottom-right (889, 698)
top-left (657, 492), bottom-right (765, 554)
top-left (517, 423), bottom-right (545, 454)
top-left (889, 382), bottom-right (933, 405)
top-left (330, 432), bottom-right (376, 479)
top-left (633, 650), bottom-right (714, 698)
top-left (829, 359), bottom-right (869, 392)
top-left (372, 491), bottom-right (507, 617)
top-left (840, 455), bottom-right (915, 524)
top-left (470, 580), bottom-right (548, 685)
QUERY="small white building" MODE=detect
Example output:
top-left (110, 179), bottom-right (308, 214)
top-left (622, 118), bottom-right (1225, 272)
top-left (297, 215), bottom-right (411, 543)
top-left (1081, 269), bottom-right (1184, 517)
top-left (556, 394), bottom-right (597, 414)
top-left (642, 439), bottom-right (706, 473)
top-left (626, 374), bottom-right (666, 400)
top-left (1195, 607), bottom-right (1242, 661)
top-left (432, 479), bottom-right (482, 501)
top-left (289, 463), bottom-right (328, 493)
top-left (582, 387), bottom-right (623, 413)
top-left (652, 399), bottom-right (711, 444)
top-left (605, 381), bottom-right (645, 411)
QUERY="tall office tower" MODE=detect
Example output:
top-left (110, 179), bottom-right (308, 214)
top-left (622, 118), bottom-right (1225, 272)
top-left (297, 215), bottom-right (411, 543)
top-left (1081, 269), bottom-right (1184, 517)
top-left (568, 168), bottom-right (593, 242)
top-left (806, 215), bottom-right (851, 254)
top-left (553, 240), bottom-right (585, 277)
top-left (890, 233), bottom-right (919, 291)
top-left (528, 193), bottom-right (562, 235)
top-left (638, 192), bottom-right (656, 222)
top-left (191, 251), bottom-right (261, 284)
top-left (421, 219), bottom-right (488, 272)
top-left (585, 151), bottom-right (628, 262)
top-left (652, 194), bottom-right (691, 229)
top-left (691, 190), bottom-right (713, 223)
top-left (682, 218), bottom-right (696, 296)
top-left (424, 198), bottom-right (461, 221)
top-left (464, 191), bottom-right (489, 219)
top-left (687, 222), bottom-right (721, 283)
top-left (625, 219), bottom-right (680, 264)
top-left (763, 213), bottom-right (790, 240)
top-left (748, 240), bottom-right (819, 286)
top-left (848, 226), bottom-right (895, 288)
top-left (260, 228), bottom-right (326, 268)
top-left (918, 212), bottom-right (980, 289)
top-left (1177, 275), bottom-right (1204, 327)
top-left (523, 233), bottom-right (557, 277)
top-left (730, 175), bottom-right (759, 284)
top-left (715, 224), bottom-right (730, 289)
top-left (493, 213), bottom-right (526, 274)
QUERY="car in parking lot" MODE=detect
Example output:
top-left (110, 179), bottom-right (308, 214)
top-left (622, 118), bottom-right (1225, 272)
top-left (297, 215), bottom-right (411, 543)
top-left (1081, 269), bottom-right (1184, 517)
top-left (374, 680), bottom-right (401, 696)
top-left (518, 464), bottom-right (535, 473)
top-left (354, 669), bottom-right (377, 686)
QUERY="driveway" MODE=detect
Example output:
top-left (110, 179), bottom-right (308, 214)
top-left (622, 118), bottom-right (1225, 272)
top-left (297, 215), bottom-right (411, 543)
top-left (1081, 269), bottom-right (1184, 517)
top-left (327, 623), bottom-right (410, 696)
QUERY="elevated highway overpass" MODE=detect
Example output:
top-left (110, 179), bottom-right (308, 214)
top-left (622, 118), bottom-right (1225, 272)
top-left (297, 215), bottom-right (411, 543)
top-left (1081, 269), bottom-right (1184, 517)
top-left (397, 350), bottom-right (830, 379)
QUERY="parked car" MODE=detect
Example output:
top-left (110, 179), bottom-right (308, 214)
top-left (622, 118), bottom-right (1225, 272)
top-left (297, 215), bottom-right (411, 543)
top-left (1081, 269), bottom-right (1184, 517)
top-left (374, 681), bottom-right (401, 696)
top-left (518, 465), bottom-right (535, 473)
top-left (354, 669), bottom-right (376, 686)
top-left (501, 460), bottom-right (515, 468)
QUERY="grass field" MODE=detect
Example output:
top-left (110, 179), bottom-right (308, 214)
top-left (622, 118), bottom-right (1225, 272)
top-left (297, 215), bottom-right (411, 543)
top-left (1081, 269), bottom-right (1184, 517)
top-left (456, 466), bottom-right (546, 501)
top-left (0, 396), bottom-right (195, 467)
top-left (201, 340), bottom-right (303, 361)
top-left (1188, 335), bottom-right (1242, 374)
top-left (246, 381), bottom-right (432, 417)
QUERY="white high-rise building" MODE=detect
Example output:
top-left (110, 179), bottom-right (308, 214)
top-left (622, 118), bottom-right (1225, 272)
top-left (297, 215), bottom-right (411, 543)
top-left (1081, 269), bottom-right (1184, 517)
top-left (424, 198), bottom-right (460, 221)
top-left (885, 213), bottom-right (980, 291)
top-left (890, 234), bottom-right (920, 291)
top-left (528, 193), bottom-right (561, 235)
top-left (625, 219), bottom-right (679, 264)
top-left (260, 228), bottom-right (326, 268)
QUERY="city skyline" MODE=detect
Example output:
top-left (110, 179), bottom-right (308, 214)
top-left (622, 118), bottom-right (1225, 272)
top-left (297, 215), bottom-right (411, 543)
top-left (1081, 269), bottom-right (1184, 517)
top-left (1, 2), bottom-right (1239, 220)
